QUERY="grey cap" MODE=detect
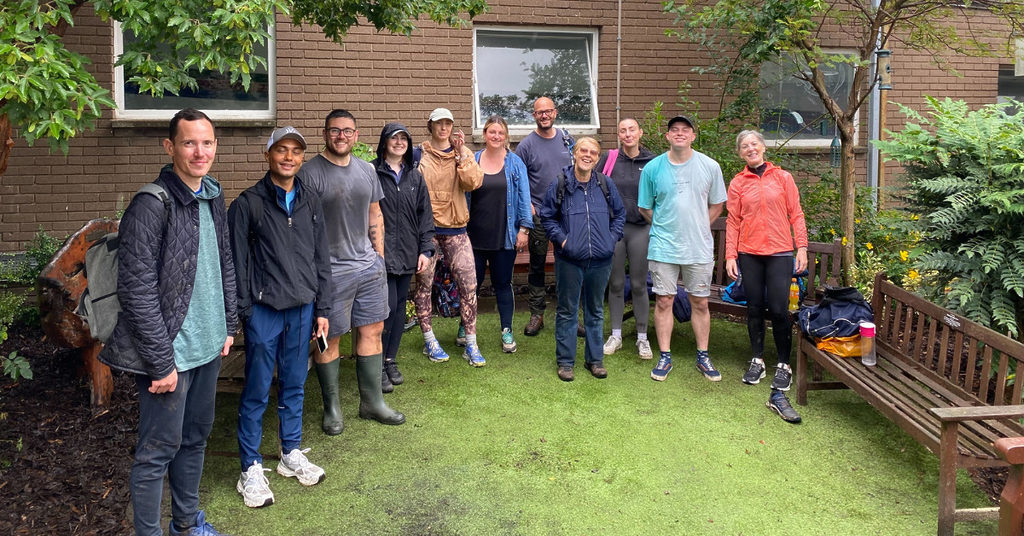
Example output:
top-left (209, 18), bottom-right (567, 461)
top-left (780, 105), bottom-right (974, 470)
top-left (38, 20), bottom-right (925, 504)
top-left (667, 115), bottom-right (696, 131)
top-left (428, 108), bottom-right (454, 122)
top-left (265, 126), bottom-right (307, 151)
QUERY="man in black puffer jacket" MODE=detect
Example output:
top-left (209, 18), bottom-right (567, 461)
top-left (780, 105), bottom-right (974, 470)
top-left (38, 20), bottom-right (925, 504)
top-left (99, 108), bottom-right (237, 536)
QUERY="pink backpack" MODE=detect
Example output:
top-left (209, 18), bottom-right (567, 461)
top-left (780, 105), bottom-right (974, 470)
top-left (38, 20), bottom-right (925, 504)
top-left (602, 149), bottom-right (618, 176)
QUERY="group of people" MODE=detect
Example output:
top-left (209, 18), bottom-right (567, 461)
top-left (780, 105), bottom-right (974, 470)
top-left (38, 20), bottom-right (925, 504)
top-left (97, 95), bottom-right (808, 535)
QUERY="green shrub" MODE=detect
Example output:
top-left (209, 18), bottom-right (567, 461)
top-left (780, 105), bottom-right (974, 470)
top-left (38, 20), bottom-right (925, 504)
top-left (0, 291), bottom-right (30, 381)
top-left (876, 97), bottom-right (1024, 337)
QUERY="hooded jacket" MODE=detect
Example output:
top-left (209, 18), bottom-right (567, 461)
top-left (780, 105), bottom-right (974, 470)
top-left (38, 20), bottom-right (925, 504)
top-left (99, 165), bottom-right (238, 378)
top-left (540, 166), bottom-right (626, 267)
top-left (418, 139), bottom-right (483, 228)
top-left (374, 123), bottom-right (435, 275)
top-left (228, 172), bottom-right (332, 320)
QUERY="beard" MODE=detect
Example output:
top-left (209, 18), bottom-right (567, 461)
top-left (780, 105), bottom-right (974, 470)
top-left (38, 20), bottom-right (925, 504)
top-left (325, 141), bottom-right (352, 159)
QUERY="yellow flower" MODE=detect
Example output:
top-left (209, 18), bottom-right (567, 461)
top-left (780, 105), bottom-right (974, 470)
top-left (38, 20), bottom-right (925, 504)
top-left (900, 250), bottom-right (909, 261)
top-left (829, 228), bottom-right (836, 236)
top-left (866, 242), bottom-right (873, 250)
top-left (842, 236), bottom-right (848, 246)
top-left (855, 218), bottom-right (861, 224)
top-left (908, 269), bottom-right (920, 281)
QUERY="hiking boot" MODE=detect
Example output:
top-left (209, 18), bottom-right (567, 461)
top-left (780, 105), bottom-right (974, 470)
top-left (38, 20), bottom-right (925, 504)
top-left (277, 448), bottom-right (325, 486)
top-left (651, 355), bottom-right (672, 381)
top-left (381, 365), bottom-right (394, 393)
top-left (423, 340), bottom-right (450, 363)
top-left (636, 338), bottom-right (653, 360)
top-left (501, 328), bottom-right (517, 353)
top-left (585, 361), bottom-right (608, 379)
top-left (384, 359), bottom-right (404, 385)
top-left (463, 343), bottom-right (486, 367)
top-left (742, 358), bottom-right (766, 385)
top-left (767, 390), bottom-right (802, 423)
top-left (771, 363), bottom-right (793, 391)
top-left (237, 462), bottom-right (274, 508)
top-left (169, 511), bottom-right (225, 536)
top-left (455, 323), bottom-right (467, 347)
top-left (557, 366), bottom-right (575, 382)
top-left (524, 314), bottom-right (544, 336)
top-left (603, 334), bottom-right (622, 355)
top-left (696, 352), bottom-right (722, 382)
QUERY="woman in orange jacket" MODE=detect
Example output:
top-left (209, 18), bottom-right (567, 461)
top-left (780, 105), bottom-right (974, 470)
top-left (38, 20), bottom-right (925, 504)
top-left (725, 129), bottom-right (808, 423)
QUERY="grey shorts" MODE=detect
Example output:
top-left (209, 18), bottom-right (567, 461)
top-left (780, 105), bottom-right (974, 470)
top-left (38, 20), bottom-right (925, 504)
top-left (328, 256), bottom-right (389, 337)
top-left (649, 260), bottom-right (713, 298)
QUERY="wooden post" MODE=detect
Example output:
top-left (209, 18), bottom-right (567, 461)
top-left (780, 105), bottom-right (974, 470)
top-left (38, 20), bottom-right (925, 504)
top-left (937, 420), bottom-right (959, 536)
top-left (996, 437), bottom-right (1024, 536)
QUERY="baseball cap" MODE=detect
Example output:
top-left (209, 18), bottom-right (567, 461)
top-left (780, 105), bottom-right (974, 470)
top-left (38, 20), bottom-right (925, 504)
top-left (265, 126), bottom-right (307, 151)
top-left (428, 108), bottom-right (455, 122)
top-left (667, 115), bottom-right (696, 131)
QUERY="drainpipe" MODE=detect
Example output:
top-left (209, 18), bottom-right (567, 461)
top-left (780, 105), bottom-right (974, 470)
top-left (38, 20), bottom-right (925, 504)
top-left (865, 0), bottom-right (881, 208)
top-left (615, 0), bottom-right (622, 147)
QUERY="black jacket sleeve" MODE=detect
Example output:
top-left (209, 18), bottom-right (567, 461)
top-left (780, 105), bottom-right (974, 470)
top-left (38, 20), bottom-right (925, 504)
top-left (311, 194), bottom-right (333, 318)
top-left (416, 174), bottom-right (436, 257)
top-left (227, 192), bottom-right (252, 321)
top-left (214, 192), bottom-right (239, 336)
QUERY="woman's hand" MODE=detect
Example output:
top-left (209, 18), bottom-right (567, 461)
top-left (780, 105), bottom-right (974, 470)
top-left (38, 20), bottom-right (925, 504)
top-left (416, 253), bottom-right (431, 273)
top-left (515, 230), bottom-right (529, 251)
top-left (726, 258), bottom-right (739, 280)
top-left (451, 129), bottom-right (465, 152)
top-left (795, 247), bottom-right (808, 274)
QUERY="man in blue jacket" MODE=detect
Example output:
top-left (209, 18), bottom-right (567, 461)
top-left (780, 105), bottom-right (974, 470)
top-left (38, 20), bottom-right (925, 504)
top-left (99, 108), bottom-right (237, 536)
top-left (229, 127), bottom-right (332, 508)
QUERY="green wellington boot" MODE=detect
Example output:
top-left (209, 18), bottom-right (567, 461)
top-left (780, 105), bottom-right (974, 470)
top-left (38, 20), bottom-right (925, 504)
top-left (355, 354), bottom-right (405, 425)
top-left (315, 359), bottom-right (344, 435)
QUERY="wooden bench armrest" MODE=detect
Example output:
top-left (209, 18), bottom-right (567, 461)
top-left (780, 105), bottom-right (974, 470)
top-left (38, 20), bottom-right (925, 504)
top-left (995, 437), bottom-right (1024, 465)
top-left (929, 405), bottom-right (1024, 422)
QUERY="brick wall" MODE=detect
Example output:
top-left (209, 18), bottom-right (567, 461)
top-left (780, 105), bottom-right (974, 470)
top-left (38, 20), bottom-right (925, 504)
top-left (0, 2), bottom-right (1015, 251)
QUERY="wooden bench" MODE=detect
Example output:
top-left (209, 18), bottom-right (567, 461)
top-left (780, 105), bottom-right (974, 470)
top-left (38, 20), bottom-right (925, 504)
top-left (796, 271), bottom-right (1024, 535)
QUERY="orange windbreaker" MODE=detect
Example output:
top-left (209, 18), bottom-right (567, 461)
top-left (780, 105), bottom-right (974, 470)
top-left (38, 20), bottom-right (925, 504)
top-left (418, 141), bottom-right (484, 228)
top-left (725, 162), bottom-right (808, 259)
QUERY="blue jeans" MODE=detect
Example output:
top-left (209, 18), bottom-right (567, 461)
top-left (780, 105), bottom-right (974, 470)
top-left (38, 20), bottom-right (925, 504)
top-left (237, 302), bottom-right (313, 471)
top-left (474, 248), bottom-right (517, 331)
top-left (131, 356), bottom-right (220, 536)
top-left (554, 257), bottom-right (612, 367)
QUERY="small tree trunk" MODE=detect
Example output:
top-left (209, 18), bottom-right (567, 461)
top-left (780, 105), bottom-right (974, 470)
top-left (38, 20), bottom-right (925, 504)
top-left (838, 119), bottom-right (857, 285)
top-left (0, 112), bottom-right (13, 177)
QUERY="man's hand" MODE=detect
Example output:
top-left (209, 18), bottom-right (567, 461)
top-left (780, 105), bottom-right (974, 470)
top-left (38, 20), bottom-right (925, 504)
top-left (149, 369), bottom-right (178, 394)
top-left (417, 253), bottom-right (431, 273)
top-left (314, 317), bottom-right (329, 338)
top-left (515, 231), bottom-right (528, 251)
top-left (221, 335), bottom-right (234, 357)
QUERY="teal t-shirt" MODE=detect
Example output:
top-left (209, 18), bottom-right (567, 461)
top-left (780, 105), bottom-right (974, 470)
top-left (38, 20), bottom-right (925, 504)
top-left (638, 150), bottom-right (727, 265)
top-left (173, 182), bottom-right (228, 371)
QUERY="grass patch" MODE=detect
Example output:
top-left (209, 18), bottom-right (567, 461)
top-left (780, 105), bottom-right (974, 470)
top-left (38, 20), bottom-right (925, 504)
top-left (201, 313), bottom-right (996, 535)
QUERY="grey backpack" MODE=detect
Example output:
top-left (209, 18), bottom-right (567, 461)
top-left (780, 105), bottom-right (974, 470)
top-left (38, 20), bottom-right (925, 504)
top-left (78, 183), bottom-right (171, 342)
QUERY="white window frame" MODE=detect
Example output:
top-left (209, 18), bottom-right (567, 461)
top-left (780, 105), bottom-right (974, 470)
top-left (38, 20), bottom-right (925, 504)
top-left (112, 21), bottom-right (276, 121)
top-left (472, 26), bottom-right (599, 137)
top-left (759, 49), bottom-right (859, 148)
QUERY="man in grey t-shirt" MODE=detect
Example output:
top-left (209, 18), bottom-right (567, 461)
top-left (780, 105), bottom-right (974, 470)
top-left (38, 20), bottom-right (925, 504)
top-left (303, 109), bottom-right (404, 435)
top-left (514, 96), bottom-right (574, 336)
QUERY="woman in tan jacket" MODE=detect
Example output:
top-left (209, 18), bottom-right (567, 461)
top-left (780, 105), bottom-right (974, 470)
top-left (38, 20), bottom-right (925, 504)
top-left (412, 108), bottom-right (486, 366)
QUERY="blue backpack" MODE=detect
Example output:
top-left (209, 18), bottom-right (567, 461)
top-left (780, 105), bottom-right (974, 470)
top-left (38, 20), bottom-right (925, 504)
top-left (797, 286), bottom-right (873, 338)
top-left (431, 253), bottom-right (460, 318)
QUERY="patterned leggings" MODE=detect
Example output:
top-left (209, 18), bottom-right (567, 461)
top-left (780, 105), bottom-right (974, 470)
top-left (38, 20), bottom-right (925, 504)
top-left (413, 233), bottom-right (478, 334)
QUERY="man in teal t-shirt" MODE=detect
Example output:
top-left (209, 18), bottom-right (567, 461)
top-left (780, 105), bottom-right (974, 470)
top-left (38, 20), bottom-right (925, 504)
top-left (638, 115), bottom-right (727, 384)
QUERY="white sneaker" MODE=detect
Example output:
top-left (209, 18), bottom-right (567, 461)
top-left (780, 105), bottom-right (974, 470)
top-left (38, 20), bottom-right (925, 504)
top-left (237, 462), bottom-right (274, 508)
top-left (277, 448), bottom-right (325, 486)
top-left (636, 338), bottom-right (653, 360)
top-left (603, 335), bottom-right (623, 355)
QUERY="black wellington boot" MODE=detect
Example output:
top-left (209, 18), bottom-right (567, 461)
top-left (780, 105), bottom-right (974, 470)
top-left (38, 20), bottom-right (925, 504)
top-left (315, 359), bottom-right (344, 435)
top-left (356, 353), bottom-right (405, 425)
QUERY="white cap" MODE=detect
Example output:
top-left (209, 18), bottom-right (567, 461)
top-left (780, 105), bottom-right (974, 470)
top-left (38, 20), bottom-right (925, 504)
top-left (265, 126), bottom-right (307, 151)
top-left (428, 108), bottom-right (454, 122)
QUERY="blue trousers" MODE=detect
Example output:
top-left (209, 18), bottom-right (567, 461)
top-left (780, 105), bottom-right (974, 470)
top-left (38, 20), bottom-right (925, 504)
top-left (474, 248), bottom-right (517, 331)
top-left (383, 273), bottom-right (413, 361)
top-left (237, 302), bottom-right (313, 470)
top-left (554, 257), bottom-right (612, 367)
top-left (131, 356), bottom-right (220, 536)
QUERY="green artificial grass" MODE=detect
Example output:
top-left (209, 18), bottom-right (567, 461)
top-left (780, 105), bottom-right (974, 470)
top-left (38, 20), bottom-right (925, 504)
top-left (199, 312), bottom-right (997, 535)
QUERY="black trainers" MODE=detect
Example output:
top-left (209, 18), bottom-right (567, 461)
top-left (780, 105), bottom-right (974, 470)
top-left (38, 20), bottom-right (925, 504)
top-left (742, 358), bottom-right (766, 385)
top-left (767, 390), bottom-right (802, 423)
top-left (381, 366), bottom-right (394, 393)
top-left (770, 363), bottom-right (793, 391)
top-left (384, 359), bottom-right (404, 385)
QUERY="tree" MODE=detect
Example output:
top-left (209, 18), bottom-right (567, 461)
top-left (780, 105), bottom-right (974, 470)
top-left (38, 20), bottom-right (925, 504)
top-left (0, 0), bottom-right (488, 172)
top-left (663, 0), bottom-right (1024, 279)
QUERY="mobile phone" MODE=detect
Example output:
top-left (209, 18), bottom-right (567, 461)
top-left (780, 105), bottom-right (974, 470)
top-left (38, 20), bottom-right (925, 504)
top-left (315, 332), bottom-right (328, 354)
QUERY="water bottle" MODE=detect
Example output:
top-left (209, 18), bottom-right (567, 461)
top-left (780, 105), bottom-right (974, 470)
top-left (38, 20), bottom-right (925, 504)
top-left (860, 321), bottom-right (876, 366)
top-left (788, 278), bottom-right (800, 312)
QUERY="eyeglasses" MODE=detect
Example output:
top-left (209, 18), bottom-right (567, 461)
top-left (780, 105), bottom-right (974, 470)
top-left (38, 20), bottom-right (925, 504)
top-left (533, 109), bottom-right (555, 117)
top-left (326, 127), bottom-right (357, 138)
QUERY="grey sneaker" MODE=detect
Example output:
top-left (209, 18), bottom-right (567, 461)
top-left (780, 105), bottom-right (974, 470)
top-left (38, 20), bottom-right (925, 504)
top-left (603, 335), bottom-right (622, 355)
top-left (636, 338), bottom-right (653, 360)
top-left (742, 358), bottom-right (766, 385)
top-left (277, 448), bottom-right (325, 486)
top-left (767, 390), bottom-right (802, 423)
top-left (770, 363), bottom-right (793, 391)
top-left (237, 462), bottom-right (274, 508)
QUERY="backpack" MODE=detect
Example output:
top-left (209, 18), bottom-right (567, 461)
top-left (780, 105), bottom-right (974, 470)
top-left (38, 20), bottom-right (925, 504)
top-left (797, 286), bottom-right (873, 338)
top-left (555, 171), bottom-right (612, 208)
top-left (78, 183), bottom-right (171, 343)
top-left (431, 252), bottom-right (461, 318)
top-left (601, 149), bottom-right (619, 176)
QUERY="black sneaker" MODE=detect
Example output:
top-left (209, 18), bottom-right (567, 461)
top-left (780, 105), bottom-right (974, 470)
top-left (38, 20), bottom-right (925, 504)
top-left (767, 390), bottom-right (802, 423)
top-left (770, 363), bottom-right (793, 391)
top-left (384, 359), bottom-right (404, 385)
top-left (742, 358), bottom-right (766, 385)
top-left (381, 366), bottom-right (394, 393)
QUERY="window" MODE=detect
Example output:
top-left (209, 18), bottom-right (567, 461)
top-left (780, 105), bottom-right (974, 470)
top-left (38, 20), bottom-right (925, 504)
top-left (113, 22), bottom-right (275, 120)
top-left (759, 52), bottom-right (856, 145)
top-left (998, 66), bottom-right (1024, 115)
top-left (473, 27), bottom-right (599, 132)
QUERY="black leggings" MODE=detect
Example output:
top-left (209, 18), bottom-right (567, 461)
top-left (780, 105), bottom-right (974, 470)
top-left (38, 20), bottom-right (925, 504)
top-left (737, 253), bottom-right (793, 364)
top-left (383, 273), bottom-right (413, 361)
